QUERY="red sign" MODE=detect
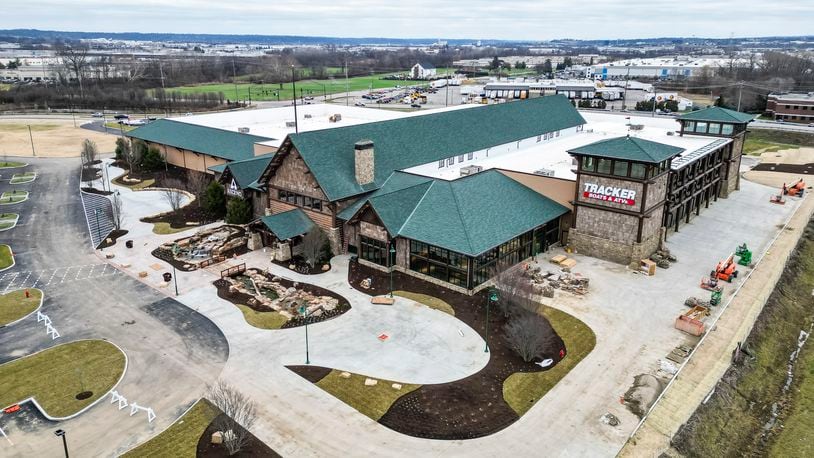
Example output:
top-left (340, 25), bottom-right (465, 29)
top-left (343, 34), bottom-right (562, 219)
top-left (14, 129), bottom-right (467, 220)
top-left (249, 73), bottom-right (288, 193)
top-left (4, 405), bottom-right (20, 414)
top-left (583, 183), bottom-right (636, 206)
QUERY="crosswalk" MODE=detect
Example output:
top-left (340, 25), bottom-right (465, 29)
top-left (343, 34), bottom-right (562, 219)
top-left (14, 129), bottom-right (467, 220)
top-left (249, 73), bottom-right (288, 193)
top-left (0, 263), bottom-right (123, 293)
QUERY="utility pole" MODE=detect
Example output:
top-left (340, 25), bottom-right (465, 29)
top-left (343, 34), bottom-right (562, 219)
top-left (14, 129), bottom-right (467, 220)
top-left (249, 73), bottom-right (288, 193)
top-left (291, 66), bottom-right (299, 134)
top-left (344, 59), bottom-right (350, 106)
top-left (652, 86), bottom-right (658, 118)
top-left (232, 57), bottom-right (239, 105)
top-left (737, 81), bottom-right (743, 112)
top-left (621, 66), bottom-right (630, 110)
top-left (445, 69), bottom-right (450, 107)
top-left (27, 125), bottom-right (36, 156)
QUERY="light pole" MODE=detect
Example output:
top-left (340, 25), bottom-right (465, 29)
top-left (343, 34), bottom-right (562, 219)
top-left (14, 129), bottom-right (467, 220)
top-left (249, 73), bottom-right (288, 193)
top-left (54, 429), bottom-right (69, 457)
top-left (94, 208), bottom-right (102, 246)
top-left (173, 264), bottom-right (178, 296)
top-left (291, 66), bottom-right (299, 134)
top-left (298, 304), bottom-right (310, 364)
top-left (388, 242), bottom-right (396, 298)
top-left (485, 288), bottom-right (499, 353)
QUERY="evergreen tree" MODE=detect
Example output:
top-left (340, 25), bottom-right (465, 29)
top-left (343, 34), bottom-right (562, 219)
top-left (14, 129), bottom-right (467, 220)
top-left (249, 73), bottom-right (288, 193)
top-left (225, 198), bottom-right (252, 224)
top-left (203, 181), bottom-right (227, 219)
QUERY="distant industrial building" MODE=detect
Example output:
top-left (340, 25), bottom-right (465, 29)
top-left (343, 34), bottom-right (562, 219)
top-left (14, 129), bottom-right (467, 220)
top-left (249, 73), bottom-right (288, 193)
top-left (766, 92), bottom-right (814, 124)
top-left (588, 56), bottom-right (740, 80)
top-left (411, 62), bottom-right (437, 79)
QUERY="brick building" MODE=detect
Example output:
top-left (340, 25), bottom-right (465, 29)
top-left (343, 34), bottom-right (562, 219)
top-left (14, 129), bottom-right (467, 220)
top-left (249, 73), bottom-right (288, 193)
top-left (766, 92), bottom-right (814, 124)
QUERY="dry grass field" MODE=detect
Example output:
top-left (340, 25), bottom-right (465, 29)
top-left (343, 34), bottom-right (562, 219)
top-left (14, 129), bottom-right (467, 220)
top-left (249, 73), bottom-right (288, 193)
top-left (0, 118), bottom-right (118, 157)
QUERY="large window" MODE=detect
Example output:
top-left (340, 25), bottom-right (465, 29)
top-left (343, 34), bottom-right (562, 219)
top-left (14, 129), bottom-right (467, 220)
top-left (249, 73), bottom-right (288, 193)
top-left (409, 240), bottom-right (468, 287)
top-left (708, 123), bottom-right (721, 135)
top-left (581, 156), bottom-right (595, 172)
top-left (630, 163), bottom-right (646, 179)
top-left (613, 160), bottom-right (629, 177)
top-left (721, 124), bottom-right (733, 135)
top-left (694, 122), bottom-right (708, 134)
top-left (277, 189), bottom-right (327, 213)
top-left (360, 236), bottom-right (391, 267)
top-left (597, 158), bottom-right (612, 174)
top-left (472, 229), bottom-right (536, 288)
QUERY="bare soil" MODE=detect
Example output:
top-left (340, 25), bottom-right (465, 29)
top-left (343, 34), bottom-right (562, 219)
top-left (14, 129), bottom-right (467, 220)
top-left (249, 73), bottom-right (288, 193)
top-left (288, 365), bottom-right (332, 383)
top-left (97, 229), bottom-right (129, 249)
top-left (322, 260), bottom-right (567, 440)
top-left (196, 413), bottom-right (281, 458)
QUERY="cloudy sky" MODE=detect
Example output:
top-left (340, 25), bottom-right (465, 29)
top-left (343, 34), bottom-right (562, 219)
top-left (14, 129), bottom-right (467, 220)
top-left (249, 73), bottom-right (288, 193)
top-left (1, 0), bottom-right (812, 41)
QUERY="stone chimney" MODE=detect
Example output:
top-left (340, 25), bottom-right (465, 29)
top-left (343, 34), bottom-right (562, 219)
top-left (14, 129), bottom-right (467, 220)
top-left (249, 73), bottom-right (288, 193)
top-left (354, 140), bottom-right (375, 185)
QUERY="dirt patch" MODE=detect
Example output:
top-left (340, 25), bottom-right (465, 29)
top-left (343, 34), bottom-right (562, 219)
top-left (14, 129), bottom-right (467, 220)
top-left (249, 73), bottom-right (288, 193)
top-left (97, 229), bottom-right (129, 249)
top-left (212, 268), bottom-right (351, 328)
top-left (196, 413), bottom-right (281, 458)
top-left (623, 374), bottom-right (663, 418)
top-left (75, 391), bottom-right (93, 400)
top-left (0, 118), bottom-right (118, 158)
top-left (271, 256), bottom-right (331, 275)
top-left (81, 187), bottom-right (114, 196)
top-left (347, 260), bottom-right (565, 440)
top-left (142, 204), bottom-right (209, 230)
top-left (288, 365), bottom-right (332, 383)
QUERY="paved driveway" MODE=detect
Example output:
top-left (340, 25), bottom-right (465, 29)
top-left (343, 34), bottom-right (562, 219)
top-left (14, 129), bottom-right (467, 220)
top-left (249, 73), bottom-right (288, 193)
top-left (0, 156), bottom-right (228, 457)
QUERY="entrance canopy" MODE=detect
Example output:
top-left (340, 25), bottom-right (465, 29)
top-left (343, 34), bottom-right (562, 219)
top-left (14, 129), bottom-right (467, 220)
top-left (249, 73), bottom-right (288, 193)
top-left (257, 208), bottom-right (316, 241)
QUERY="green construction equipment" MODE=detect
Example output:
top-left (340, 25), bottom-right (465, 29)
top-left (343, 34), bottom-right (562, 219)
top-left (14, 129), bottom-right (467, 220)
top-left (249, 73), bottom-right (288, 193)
top-left (710, 289), bottom-right (722, 306)
top-left (735, 243), bottom-right (752, 266)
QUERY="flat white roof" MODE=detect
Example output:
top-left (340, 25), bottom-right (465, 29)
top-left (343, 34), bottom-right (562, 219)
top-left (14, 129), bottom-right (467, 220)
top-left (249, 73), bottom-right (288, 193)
top-left (417, 111), bottom-right (723, 181)
top-left (170, 103), bottom-right (476, 148)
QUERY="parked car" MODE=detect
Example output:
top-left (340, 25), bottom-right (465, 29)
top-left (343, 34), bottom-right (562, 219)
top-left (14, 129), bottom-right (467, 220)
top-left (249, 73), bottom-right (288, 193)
top-left (411, 103), bottom-right (421, 108)
top-left (354, 101), bottom-right (366, 107)
top-left (91, 112), bottom-right (103, 118)
top-left (113, 114), bottom-right (129, 120)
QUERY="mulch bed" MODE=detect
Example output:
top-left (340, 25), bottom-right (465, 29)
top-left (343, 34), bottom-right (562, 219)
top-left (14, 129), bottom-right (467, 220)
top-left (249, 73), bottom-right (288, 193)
top-left (141, 204), bottom-right (212, 230)
top-left (752, 163), bottom-right (814, 174)
top-left (343, 260), bottom-right (566, 440)
top-left (212, 268), bottom-right (351, 329)
top-left (97, 229), bottom-right (128, 249)
top-left (81, 166), bottom-right (101, 183)
top-left (287, 365), bottom-right (332, 383)
top-left (81, 187), bottom-right (114, 196)
top-left (151, 225), bottom-right (248, 272)
top-left (196, 413), bottom-right (281, 458)
top-left (271, 255), bottom-right (331, 275)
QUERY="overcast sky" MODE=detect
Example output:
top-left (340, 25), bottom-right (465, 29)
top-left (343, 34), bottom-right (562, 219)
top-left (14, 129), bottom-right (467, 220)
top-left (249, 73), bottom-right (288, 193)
top-left (1, 0), bottom-right (812, 41)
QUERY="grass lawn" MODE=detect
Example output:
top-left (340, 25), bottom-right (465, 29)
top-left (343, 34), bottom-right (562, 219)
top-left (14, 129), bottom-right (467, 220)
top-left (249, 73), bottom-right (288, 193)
top-left (316, 370), bottom-right (420, 421)
top-left (104, 122), bottom-right (136, 132)
top-left (122, 398), bottom-right (219, 458)
top-left (393, 290), bottom-right (455, 316)
top-left (744, 129), bottom-right (814, 155)
top-left (236, 304), bottom-right (289, 329)
top-left (0, 161), bottom-right (26, 169)
top-left (0, 340), bottom-right (126, 418)
top-left (770, 336), bottom-right (814, 457)
top-left (0, 123), bottom-right (60, 132)
top-left (0, 191), bottom-right (29, 205)
top-left (0, 288), bottom-right (42, 326)
top-left (116, 177), bottom-right (155, 190)
top-left (0, 213), bottom-right (18, 231)
top-left (152, 222), bottom-right (197, 235)
top-left (0, 244), bottom-right (13, 270)
top-left (503, 305), bottom-right (596, 416)
top-left (164, 73), bottom-right (429, 102)
top-left (10, 172), bottom-right (36, 184)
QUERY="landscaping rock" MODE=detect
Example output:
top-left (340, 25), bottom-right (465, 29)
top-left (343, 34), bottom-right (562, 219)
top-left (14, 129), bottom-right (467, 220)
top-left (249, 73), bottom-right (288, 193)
top-left (211, 431), bottom-right (223, 444)
top-left (322, 264), bottom-right (330, 271)
top-left (364, 378), bottom-right (378, 387)
top-left (392, 383), bottom-right (402, 390)
top-left (120, 263), bottom-right (131, 268)
top-left (340, 371), bottom-right (351, 379)
top-left (138, 271), bottom-right (148, 278)
top-left (105, 253), bottom-right (115, 259)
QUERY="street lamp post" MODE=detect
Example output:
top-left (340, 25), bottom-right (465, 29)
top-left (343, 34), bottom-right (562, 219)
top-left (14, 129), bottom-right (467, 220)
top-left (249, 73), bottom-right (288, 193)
top-left (388, 242), bottom-right (396, 298)
top-left (54, 429), bottom-right (69, 457)
top-left (298, 304), bottom-right (310, 364)
top-left (291, 66), bottom-right (299, 134)
top-left (485, 288), bottom-right (499, 353)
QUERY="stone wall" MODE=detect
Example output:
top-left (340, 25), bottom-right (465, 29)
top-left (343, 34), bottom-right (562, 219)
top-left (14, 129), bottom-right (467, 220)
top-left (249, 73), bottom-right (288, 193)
top-left (642, 207), bottom-right (665, 242)
top-left (646, 173), bottom-right (669, 211)
top-left (575, 206), bottom-right (638, 244)
top-left (360, 221), bottom-right (388, 241)
top-left (267, 147), bottom-right (328, 200)
top-left (569, 227), bottom-right (661, 265)
top-left (721, 135), bottom-right (744, 197)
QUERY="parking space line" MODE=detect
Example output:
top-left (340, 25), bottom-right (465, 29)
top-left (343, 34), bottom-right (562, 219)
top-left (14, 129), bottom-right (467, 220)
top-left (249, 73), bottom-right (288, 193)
top-left (2, 273), bottom-right (19, 293)
top-left (31, 270), bottom-right (44, 288)
top-left (60, 267), bottom-right (71, 283)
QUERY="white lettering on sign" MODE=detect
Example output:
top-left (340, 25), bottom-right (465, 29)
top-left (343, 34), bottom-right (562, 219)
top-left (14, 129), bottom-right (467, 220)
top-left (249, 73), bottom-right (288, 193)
top-left (227, 178), bottom-right (242, 197)
top-left (582, 183), bottom-right (636, 206)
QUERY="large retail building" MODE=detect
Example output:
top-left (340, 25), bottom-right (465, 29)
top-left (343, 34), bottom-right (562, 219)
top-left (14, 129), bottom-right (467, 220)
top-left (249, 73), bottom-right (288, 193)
top-left (128, 98), bottom-right (754, 293)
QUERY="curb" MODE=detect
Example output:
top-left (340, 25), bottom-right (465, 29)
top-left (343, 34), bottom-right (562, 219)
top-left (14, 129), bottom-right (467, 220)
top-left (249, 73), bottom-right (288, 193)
top-left (0, 162), bottom-right (29, 170)
top-left (0, 213), bottom-right (20, 232)
top-left (0, 338), bottom-right (129, 421)
top-left (0, 244), bottom-right (15, 273)
top-left (9, 173), bottom-right (37, 185)
top-left (0, 288), bottom-right (44, 328)
top-left (0, 192), bottom-right (29, 206)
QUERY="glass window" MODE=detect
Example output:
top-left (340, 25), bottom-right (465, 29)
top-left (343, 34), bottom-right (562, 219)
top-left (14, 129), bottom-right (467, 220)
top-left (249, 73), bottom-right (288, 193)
top-left (613, 160), bottom-right (628, 177)
top-left (721, 124), bottom-right (733, 135)
top-left (458, 155), bottom-right (465, 163)
top-left (581, 156), bottom-right (595, 171)
top-left (684, 121), bottom-right (695, 132)
top-left (597, 158), bottom-right (612, 174)
top-left (360, 236), bottom-right (388, 267)
top-left (438, 160), bottom-right (445, 168)
top-left (630, 163), bottom-right (646, 179)
top-left (695, 122), bottom-right (707, 133)
top-left (708, 123), bottom-right (721, 135)
top-left (447, 158), bottom-right (454, 166)
top-left (467, 152), bottom-right (474, 160)
top-left (312, 200), bottom-right (322, 212)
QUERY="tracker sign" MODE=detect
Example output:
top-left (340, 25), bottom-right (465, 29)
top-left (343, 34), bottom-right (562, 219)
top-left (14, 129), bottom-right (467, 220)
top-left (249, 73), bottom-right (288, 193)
top-left (583, 183), bottom-right (636, 206)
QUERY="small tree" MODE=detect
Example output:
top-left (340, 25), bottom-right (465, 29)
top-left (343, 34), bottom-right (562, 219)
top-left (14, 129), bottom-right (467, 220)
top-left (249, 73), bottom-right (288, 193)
top-left (141, 146), bottom-right (164, 171)
top-left (300, 227), bottom-right (328, 268)
top-left (207, 381), bottom-right (257, 456)
top-left (186, 171), bottom-right (211, 206)
top-left (128, 140), bottom-right (147, 173)
top-left (111, 192), bottom-right (124, 230)
top-left (493, 266), bottom-right (537, 317)
top-left (160, 178), bottom-right (185, 214)
top-left (114, 137), bottom-right (130, 161)
top-left (504, 308), bottom-right (557, 363)
top-left (225, 198), bottom-right (252, 224)
top-left (81, 139), bottom-right (98, 165)
top-left (203, 181), bottom-right (227, 219)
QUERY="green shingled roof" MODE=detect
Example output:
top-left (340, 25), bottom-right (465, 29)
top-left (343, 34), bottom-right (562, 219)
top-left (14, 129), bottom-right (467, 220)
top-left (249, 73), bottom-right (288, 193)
top-left (127, 119), bottom-right (273, 162)
top-left (258, 208), bottom-right (316, 241)
top-left (222, 153), bottom-right (275, 190)
top-left (568, 136), bottom-right (684, 163)
top-left (289, 95), bottom-right (586, 202)
top-left (678, 106), bottom-right (756, 124)
top-left (339, 170), bottom-right (568, 256)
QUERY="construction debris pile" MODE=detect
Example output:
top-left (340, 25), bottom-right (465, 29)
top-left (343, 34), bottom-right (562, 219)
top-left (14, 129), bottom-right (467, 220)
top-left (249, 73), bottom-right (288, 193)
top-left (225, 269), bottom-right (340, 319)
top-left (649, 248), bottom-right (677, 269)
top-left (524, 264), bottom-right (590, 297)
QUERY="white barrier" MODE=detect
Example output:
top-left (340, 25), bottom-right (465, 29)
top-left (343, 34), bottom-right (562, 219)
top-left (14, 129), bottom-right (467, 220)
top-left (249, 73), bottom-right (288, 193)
top-left (36, 311), bottom-right (59, 340)
top-left (110, 391), bottom-right (155, 423)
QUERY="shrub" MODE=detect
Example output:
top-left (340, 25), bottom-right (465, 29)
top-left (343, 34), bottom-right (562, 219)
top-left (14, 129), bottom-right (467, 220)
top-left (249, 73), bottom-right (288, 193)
top-left (203, 181), bottom-right (226, 219)
top-left (225, 197), bottom-right (252, 224)
top-left (141, 146), bottom-right (164, 171)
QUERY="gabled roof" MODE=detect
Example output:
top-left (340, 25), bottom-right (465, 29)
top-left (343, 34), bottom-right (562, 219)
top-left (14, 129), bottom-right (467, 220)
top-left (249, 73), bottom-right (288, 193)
top-left (338, 170), bottom-right (569, 256)
top-left (287, 95), bottom-right (586, 202)
top-left (127, 119), bottom-right (272, 162)
top-left (258, 208), bottom-right (315, 241)
top-left (677, 107), bottom-right (756, 124)
top-left (416, 62), bottom-right (436, 70)
top-left (221, 153), bottom-right (275, 190)
top-left (568, 136), bottom-right (684, 164)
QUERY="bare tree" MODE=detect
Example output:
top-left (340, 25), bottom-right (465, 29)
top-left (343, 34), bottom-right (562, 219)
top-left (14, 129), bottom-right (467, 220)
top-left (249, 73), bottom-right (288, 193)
top-left (81, 139), bottom-right (98, 166)
top-left (504, 309), bottom-right (557, 363)
top-left (300, 227), bottom-right (328, 268)
top-left (160, 178), bottom-right (186, 214)
top-left (111, 193), bottom-right (124, 230)
top-left (207, 381), bottom-right (257, 456)
top-left (492, 266), bottom-right (537, 317)
top-left (57, 43), bottom-right (90, 98)
top-left (186, 170), bottom-right (211, 206)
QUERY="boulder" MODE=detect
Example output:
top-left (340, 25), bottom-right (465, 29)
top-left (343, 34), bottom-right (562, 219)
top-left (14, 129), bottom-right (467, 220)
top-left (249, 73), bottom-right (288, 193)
top-left (364, 378), bottom-right (378, 387)
top-left (392, 383), bottom-right (402, 390)
top-left (340, 371), bottom-right (351, 379)
top-left (211, 431), bottom-right (223, 444)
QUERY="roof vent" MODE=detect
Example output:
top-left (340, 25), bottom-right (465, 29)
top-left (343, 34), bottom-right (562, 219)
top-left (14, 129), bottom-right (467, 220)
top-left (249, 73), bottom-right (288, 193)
top-left (285, 121), bottom-right (296, 128)
top-left (460, 165), bottom-right (482, 177)
top-left (354, 140), bottom-right (375, 185)
top-left (237, 127), bottom-right (250, 133)
top-left (533, 168), bottom-right (556, 177)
